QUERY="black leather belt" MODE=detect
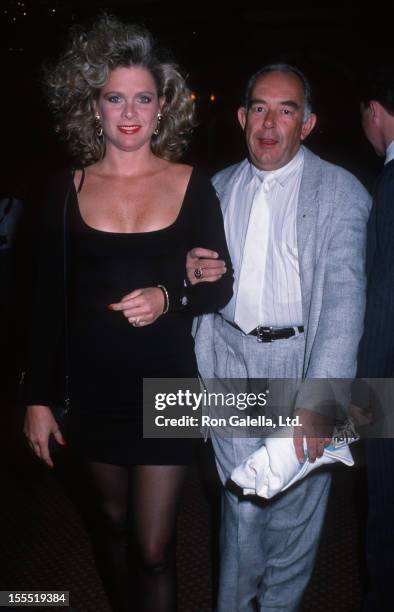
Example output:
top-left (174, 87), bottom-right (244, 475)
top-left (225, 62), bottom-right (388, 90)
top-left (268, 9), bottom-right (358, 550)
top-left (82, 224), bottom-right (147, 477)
top-left (227, 321), bottom-right (304, 343)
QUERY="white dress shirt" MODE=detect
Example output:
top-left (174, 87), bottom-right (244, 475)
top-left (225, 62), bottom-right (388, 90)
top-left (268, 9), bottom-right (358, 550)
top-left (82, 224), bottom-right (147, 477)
top-left (220, 148), bottom-right (304, 327)
top-left (385, 140), bottom-right (394, 165)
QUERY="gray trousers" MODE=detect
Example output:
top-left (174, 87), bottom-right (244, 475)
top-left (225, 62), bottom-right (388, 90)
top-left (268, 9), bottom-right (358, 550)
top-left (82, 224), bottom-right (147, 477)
top-left (209, 317), bottom-right (331, 612)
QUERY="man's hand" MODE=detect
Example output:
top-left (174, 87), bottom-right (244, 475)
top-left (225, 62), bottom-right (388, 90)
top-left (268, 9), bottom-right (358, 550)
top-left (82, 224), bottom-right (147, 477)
top-left (24, 405), bottom-right (66, 468)
top-left (108, 287), bottom-right (165, 327)
top-left (293, 408), bottom-right (334, 464)
top-left (186, 247), bottom-right (227, 285)
top-left (349, 403), bottom-right (374, 427)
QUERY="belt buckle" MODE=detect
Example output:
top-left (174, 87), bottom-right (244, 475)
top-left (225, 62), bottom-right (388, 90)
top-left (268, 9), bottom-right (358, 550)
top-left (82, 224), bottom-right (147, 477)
top-left (256, 325), bottom-right (273, 343)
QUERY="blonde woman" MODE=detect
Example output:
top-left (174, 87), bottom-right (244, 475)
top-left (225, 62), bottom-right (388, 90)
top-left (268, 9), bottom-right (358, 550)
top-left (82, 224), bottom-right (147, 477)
top-left (23, 15), bottom-right (232, 612)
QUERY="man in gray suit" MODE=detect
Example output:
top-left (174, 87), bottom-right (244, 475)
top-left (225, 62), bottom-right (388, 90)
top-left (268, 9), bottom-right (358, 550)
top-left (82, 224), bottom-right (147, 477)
top-left (188, 64), bottom-right (371, 611)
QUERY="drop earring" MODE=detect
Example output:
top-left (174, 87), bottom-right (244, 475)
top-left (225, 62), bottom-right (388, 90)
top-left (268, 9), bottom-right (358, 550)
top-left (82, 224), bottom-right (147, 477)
top-left (95, 113), bottom-right (103, 138)
top-left (154, 112), bottom-right (162, 136)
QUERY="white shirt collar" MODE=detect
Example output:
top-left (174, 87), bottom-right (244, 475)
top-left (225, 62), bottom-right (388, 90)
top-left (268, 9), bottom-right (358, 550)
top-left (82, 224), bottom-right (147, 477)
top-left (385, 140), bottom-right (394, 165)
top-left (249, 147), bottom-right (304, 188)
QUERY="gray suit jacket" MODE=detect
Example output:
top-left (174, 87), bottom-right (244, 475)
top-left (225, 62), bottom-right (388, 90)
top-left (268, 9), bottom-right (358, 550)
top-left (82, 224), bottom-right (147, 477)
top-left (194, 147), bottom-right (372, 410)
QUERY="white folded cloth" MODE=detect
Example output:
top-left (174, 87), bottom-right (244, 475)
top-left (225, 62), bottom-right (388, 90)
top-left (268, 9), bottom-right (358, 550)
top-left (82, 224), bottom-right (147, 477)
top-left (231, 421), bottom-right (358, 499)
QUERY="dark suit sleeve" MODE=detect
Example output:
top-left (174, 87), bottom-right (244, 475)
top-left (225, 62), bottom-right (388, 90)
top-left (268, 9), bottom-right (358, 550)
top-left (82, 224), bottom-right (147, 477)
top-left (357, 166), bottom-right (394, 377)
top-left (168, 170), bottom-right (233, 315)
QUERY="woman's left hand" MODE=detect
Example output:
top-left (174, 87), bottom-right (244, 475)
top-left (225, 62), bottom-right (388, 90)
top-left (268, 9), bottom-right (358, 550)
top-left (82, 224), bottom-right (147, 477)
top-left (108, 287), bottom-right (165, 327)
top-left (186, 247), bottom-right (227, 285)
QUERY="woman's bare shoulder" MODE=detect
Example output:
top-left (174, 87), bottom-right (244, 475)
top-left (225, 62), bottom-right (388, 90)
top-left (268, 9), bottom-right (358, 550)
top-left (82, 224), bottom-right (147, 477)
top-left (163, 162), bottom-right (193, 187)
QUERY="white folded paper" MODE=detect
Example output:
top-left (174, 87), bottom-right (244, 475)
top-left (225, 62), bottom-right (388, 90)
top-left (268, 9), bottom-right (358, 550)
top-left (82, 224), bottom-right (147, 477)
top-left (231, 422), bottom-right (358, 499)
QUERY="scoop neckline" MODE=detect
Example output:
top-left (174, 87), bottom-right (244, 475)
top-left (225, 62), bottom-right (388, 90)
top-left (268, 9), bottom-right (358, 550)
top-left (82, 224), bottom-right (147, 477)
top-left (72, 166), bottom-right (195, 236)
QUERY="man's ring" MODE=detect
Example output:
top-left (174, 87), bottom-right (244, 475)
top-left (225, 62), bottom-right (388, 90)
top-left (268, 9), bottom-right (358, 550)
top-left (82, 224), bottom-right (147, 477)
top-left (194, 268), bottom-right (203, 279)
top-left (133, 317), bottom-right (140, 327)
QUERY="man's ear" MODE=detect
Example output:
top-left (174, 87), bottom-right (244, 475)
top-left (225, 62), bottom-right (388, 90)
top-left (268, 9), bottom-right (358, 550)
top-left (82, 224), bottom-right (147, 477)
top-left (362, 100), bottom-right (382, 124)
top-left (300, 113), bottom-right (317, 141)
top-left (369, 100), bottom-right (381, 123)
top-left (237, 106), bottom-right (247, 130)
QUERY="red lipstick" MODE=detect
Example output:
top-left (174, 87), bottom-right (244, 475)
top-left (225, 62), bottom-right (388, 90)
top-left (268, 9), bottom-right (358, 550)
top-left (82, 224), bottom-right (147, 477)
top-left (117, 125), bottom-right (141, 135)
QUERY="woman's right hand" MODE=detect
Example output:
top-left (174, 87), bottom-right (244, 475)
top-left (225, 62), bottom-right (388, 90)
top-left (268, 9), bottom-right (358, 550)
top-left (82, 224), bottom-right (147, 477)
top-left (24, 405), bottom-right (66, 468)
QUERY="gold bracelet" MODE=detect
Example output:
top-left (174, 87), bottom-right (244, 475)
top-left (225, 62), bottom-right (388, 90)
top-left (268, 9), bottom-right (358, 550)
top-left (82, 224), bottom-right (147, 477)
top-left (157, 284), bottom-right (169, 314)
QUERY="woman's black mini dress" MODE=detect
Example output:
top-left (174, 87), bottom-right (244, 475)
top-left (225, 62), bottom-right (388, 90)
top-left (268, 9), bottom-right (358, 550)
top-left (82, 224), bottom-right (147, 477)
top-left (25, 168), bottom-right (232, 465)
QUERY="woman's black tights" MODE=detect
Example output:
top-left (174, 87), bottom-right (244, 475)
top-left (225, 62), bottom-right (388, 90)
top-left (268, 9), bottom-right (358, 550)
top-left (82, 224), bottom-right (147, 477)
top-left (84, 462), bottom-right (188, 612)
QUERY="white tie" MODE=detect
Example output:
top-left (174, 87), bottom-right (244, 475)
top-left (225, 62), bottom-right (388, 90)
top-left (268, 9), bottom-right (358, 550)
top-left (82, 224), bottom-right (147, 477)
top-left (234, 179), bottom-right (271, 333)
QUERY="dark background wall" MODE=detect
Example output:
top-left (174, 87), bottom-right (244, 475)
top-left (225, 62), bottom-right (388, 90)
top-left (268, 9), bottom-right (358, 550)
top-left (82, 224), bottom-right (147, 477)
top-left (1, 0), bottom-right (392, 198)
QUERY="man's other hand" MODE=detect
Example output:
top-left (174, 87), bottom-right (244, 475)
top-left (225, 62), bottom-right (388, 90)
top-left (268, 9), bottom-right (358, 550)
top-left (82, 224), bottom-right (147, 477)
top-left (293, 408), bottom-right (334, 463)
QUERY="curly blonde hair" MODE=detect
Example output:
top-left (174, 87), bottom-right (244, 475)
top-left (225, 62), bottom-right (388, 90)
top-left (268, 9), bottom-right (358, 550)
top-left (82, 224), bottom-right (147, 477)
top-left (45, 15), bottom-right (195, 165)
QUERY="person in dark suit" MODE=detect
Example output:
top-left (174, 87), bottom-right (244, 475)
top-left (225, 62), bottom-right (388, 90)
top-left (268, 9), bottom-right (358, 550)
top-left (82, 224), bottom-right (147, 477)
top-left (357, 64), bottom-right (394, 612)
